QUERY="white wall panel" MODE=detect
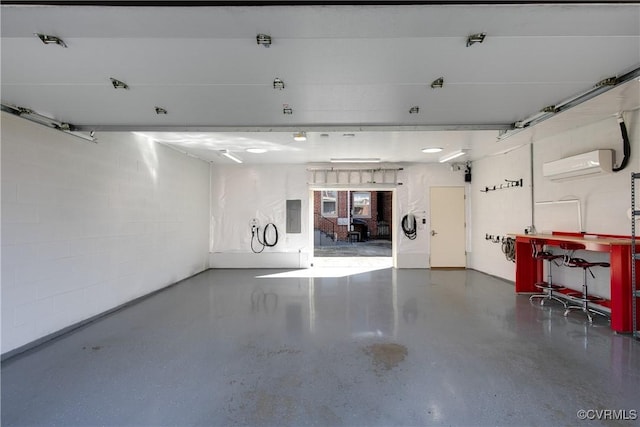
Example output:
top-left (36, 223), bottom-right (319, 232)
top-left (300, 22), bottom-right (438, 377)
top-left (469, 110), bottom-right (639, 286)
top-left (469, 144), bottom-right (533, 281)
top-left (208, 162), bottom-right (464, 269)
top-left (1, 113), bottom-right (210, 355)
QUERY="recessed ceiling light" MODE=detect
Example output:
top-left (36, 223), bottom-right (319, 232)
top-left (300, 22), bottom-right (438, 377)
top-left (422, 147), bottom-right (443, 154)
top-left (342, 133), bottom-right (355, 138)
top-left (293, 131), bottom-right (307, 141)
top-left (246, 148), bottom-right (267, 154)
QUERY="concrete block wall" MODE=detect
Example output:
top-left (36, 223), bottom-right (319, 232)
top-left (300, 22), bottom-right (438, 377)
top-left (1, 113), bottom-right (211, 355)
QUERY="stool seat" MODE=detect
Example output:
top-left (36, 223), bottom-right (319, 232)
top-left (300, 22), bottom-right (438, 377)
top-left (536, 252), bottom-right (564, 262)
top-left (566, 257), bottom-right (610, 269)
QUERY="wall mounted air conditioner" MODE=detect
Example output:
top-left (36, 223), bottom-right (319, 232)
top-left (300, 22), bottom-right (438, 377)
top-left (542, 150), bottom-right (613, 181)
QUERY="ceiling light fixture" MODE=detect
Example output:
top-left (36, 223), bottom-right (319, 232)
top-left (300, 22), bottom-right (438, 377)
top-left (466, 32), bottom-right (486, 47)
top-left (1, 103), bottom-right (96, 143)
top-left (246, 148), bottom-right (267, 154)
top-left (35, 33), bottom-right (67, 48)
top-left (330, 158), bottom-right (381, 163)
top-left (221, 150), bottom-right (243, 164)
top-left (154, 106), bottom-right (168, 115)
top-left (430, 77), bottom-right (444, 89)
top-left (409, 106), bottom-right (420, 114)
top-left (422, 147), bottom-right (443, 153)
top-left (256, 34), bottom-right (272, 47)
top-left (110, 77), bottom-right (129, 90)
top-left (293, 131), bottom-right (307, 141)
top-left (273, 78), bottom-right (285, 90)
top-left (439, 150), bottom-right (466, 163)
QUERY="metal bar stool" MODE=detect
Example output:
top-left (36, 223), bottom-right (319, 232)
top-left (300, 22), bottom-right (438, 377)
top-left (563, 257), bottom-right (610, 323)
top-left (529, 239), bottom-right (566, 307)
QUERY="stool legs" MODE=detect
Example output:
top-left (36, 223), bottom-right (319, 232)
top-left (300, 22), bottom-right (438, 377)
top-left (529, 258), bottom-right (567, 308)
top-left (564, 268), bottom-right (607, 323)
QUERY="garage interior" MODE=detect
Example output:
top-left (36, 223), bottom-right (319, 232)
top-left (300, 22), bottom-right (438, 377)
top-left (2, 1), bottom-right (640, 426)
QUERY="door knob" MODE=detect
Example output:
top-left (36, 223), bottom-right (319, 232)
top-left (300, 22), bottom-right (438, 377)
top-left (431, 230), bottom-right (438, 236)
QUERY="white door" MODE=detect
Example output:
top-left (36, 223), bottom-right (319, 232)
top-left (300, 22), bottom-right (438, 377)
top-left (430, 186), bottom-right (466, 268)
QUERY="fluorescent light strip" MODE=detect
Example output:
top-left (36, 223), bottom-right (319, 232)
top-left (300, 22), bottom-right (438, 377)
top-left (222, 150), bottom-right (243, 163)
top-left (330, 158), bottom-right (381, 163)
top-left (439, 150), bottom-right (465, 163)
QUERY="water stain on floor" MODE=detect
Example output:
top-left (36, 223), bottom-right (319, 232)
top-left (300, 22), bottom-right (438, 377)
top-left (363, 343), bottom-right (408, 372)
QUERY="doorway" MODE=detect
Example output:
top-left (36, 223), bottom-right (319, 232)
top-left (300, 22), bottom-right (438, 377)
top-left (429, 186), bottom-right (466, 268)
top-left (311, 189), bottom-right (395, 267)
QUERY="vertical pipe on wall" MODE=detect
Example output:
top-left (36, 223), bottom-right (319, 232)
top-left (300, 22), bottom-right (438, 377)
top-left (209, 162), bottom-right (213, 255)
top-left (530, 143), bottom-right (536, 232)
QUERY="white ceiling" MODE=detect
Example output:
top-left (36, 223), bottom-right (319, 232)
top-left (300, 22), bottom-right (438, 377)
top-left (1, 2), bottom-right (639, 164)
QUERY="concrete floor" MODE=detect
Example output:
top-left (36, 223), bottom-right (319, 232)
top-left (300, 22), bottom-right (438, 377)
top-left (314, 239), bottom-right (392, 257)
top-left (2, 268), bottom-right (639, 427)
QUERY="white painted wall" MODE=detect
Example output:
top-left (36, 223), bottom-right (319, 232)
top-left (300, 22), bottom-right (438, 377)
top-left (532, 110), bottom-right (639, 298)
top-left (209, 164), bottom-right (311, 268)
top-left (469, 110), bottom-right (639, 290)
top-left (533, 111), bottom-right (639, 235)
top-left (469, 144), bottom-right (533, 280)
top-left (396, 163), bottom-right (469, 268)
top-left (1, 113), bottom-right (211, 354)
top-left (208, 162), bottom-right (465, 269)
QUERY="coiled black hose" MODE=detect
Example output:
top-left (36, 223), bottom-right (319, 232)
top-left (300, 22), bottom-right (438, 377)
top-left (251, 223), bottom-right (279, 253)
top-left (401, 214), bottom-right (417, 240)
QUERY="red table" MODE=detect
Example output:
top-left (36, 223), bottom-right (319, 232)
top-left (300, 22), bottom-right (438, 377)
top-left (513, 232), bottom-right (640, 333)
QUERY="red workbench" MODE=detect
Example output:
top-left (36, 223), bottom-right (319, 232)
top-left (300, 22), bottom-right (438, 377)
top-left (513, 231), bottom-right (640, 333)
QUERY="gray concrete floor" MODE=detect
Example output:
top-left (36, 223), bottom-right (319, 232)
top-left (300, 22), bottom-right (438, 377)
top-left (2, 268), bottom-right (639, 427)
top-left (314, 239), bottom-right (392, 257)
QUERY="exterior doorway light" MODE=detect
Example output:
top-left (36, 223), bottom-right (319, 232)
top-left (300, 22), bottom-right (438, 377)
top-left (293, 132), bottom-right (307, 141)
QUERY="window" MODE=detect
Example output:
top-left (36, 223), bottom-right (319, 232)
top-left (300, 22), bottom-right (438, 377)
top-left (321, 190), bottom-right (338, 217)
top-left (352, 192), bottom-right (371, 218)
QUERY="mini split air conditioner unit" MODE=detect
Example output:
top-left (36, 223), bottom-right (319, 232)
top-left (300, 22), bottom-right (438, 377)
top-left (542, 149), bottom-right (613, 181)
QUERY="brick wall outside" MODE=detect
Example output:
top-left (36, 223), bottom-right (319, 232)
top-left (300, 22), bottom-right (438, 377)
top-left (314, 190), bottom-right (392, 241)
